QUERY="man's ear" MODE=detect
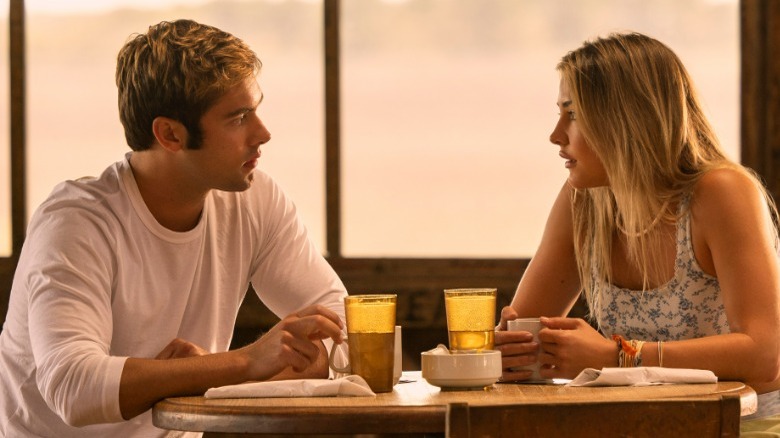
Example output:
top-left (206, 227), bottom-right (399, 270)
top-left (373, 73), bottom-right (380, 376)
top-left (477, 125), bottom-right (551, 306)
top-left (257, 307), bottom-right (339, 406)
top-left (151, 116), bottom-right (188, 152)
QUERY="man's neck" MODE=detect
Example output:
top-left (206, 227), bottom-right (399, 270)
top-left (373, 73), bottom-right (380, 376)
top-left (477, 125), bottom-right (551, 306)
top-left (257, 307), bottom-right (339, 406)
top-left (128, 151), bottom-right (207, 232)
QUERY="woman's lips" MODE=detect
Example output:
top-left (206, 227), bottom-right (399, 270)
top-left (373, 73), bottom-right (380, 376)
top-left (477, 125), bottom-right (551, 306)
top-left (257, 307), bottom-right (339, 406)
top-left (559, 151), bottom-right (576, 168)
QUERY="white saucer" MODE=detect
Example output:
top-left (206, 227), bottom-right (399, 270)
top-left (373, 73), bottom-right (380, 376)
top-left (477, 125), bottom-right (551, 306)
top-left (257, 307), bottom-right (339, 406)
top-left (420, 348), bottom-right (502, 389)
top-left (423, 376), bottom-right (499, 389)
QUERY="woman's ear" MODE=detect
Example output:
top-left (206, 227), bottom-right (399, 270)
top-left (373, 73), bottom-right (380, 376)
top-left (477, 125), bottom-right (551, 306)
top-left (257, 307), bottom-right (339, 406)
top-left (151, 116), bottom-right (188, 152)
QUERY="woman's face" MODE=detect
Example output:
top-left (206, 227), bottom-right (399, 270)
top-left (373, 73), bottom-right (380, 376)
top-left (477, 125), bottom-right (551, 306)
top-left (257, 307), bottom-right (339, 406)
top-left (550, 78), bottom-right (609, 189)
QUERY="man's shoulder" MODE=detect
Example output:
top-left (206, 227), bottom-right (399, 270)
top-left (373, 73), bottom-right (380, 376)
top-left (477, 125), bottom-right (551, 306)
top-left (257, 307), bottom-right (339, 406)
top-left (31, 160), bottom-right (128, 228)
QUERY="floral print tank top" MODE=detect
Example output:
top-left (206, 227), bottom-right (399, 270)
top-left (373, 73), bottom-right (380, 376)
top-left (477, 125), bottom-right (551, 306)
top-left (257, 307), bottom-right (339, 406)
top-left (594, 196), bottom-right (730, 341)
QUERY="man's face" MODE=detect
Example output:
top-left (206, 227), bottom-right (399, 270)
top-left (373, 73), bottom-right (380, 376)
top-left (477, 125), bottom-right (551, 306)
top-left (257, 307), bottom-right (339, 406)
top-left (181, 77), bottom-right (271, 193)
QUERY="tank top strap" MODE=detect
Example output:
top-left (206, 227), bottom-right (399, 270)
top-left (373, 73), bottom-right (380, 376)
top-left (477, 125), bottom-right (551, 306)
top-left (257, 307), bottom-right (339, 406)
top-left (673, 193), bottom-right (694, 281)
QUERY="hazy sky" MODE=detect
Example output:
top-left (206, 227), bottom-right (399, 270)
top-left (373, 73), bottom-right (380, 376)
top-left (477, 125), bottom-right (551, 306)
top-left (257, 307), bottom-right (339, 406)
top-left (8, 0), bottom-right (741, 258)
top-left (22, 0), bottom-right (377, 15)
top-left (25, 0), bottom-right (222, 14)
top-left (23, 0), bottom-right (733, 15)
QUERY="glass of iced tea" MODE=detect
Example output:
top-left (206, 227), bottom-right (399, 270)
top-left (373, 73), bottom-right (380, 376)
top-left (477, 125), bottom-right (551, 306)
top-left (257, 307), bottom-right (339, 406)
top-left (444, 288), bottom-right (497, 351)
top-left (330, 294), bottom-right (397, 393)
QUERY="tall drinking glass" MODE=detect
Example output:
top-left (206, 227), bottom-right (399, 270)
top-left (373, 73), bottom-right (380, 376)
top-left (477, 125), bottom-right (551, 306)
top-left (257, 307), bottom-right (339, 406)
top-left (331, 294), bottom-right (397, 392)
top-left (444, 288), bottom-right (497, 351)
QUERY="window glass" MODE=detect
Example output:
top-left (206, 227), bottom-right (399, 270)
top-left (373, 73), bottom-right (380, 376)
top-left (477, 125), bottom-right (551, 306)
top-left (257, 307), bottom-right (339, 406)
top-left (341, 0), bottom-right (739, 258)
top-left (25, 0), bottom-right (326, 250)
top-left (0, 0), bottom-right (10, 256)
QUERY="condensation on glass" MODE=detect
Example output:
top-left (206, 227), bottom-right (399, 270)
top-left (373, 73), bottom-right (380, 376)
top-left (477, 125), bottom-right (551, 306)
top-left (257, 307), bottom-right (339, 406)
top-left (341, 0), bottom-right (739, 258)
top-left (25, 0), bottom-right (326, 250)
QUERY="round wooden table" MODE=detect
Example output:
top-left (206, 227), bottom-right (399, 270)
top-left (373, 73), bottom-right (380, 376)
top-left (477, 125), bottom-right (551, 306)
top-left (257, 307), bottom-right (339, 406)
top-left (153, 372), bottom-right (756, 436)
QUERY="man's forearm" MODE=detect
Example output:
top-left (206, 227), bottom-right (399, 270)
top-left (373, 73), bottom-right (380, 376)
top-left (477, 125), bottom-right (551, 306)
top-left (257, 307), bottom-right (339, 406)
top-left (119, 341), bottom-right (330, 419)
top-left (119, 350), bottom-right (251, 420)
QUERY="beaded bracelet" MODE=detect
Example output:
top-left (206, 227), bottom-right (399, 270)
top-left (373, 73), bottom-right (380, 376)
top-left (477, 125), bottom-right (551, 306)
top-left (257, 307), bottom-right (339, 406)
top-left (612, 335), bottom-right (645, 367)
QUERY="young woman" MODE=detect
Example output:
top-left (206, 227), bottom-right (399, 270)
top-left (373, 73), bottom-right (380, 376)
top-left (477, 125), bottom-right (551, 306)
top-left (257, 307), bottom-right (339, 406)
top-left (494, 32), bottom-right (780, 432)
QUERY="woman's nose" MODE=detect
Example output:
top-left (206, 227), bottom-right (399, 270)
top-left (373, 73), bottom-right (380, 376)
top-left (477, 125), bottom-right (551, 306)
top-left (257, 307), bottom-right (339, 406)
top-left (549, 119), bottom-right (567, 146)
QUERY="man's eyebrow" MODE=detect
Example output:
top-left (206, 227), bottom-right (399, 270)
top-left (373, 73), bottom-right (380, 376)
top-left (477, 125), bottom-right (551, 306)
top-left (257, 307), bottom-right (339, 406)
top-left (225, 94), bottom-right (264, 118)
top-left (226, 107), bottom-right (252, 118)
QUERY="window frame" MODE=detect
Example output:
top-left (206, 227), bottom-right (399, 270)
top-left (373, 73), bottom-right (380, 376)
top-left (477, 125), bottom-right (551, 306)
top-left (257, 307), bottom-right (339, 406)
top-left (1, 0), bottom-right (25, 320)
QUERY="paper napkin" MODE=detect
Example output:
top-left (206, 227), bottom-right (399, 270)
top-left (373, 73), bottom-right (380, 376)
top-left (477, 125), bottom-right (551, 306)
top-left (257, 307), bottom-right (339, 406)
top-left (567, 367), bottom-right (717, 387)
top-left (205, 375), bottom-right (376, 398)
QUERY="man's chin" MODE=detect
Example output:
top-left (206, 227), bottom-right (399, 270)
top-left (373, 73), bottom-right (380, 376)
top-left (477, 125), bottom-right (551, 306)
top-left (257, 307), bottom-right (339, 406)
top-left (217, 177), bottom-right (254, 193)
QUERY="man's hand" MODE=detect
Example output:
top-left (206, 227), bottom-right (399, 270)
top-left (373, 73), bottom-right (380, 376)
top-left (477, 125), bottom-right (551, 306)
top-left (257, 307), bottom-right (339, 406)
top-left (120, 303), bottom-right (344, 420)
top-left (240, 304), bottom-right (344, 379)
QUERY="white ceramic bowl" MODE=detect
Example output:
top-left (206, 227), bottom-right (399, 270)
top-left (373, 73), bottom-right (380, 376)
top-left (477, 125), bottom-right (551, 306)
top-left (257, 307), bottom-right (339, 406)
top-left (421, 349), bottom-right (502, 389)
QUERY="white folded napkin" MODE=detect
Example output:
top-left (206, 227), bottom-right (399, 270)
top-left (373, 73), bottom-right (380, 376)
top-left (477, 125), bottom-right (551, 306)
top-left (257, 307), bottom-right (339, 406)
top-left (567, 367), bottom-right (717, 387)
top-left (205, 375), bottom-right (376, 398)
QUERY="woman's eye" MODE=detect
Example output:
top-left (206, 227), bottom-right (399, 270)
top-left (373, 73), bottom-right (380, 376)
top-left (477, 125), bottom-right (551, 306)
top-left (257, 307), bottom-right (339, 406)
top-left (567, 110), bottom-right (577, 121)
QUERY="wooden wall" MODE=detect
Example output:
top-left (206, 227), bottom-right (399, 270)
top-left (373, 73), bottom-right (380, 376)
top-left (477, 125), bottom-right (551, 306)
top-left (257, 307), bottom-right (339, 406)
top-left (741, 0), bottom-right (780, 196)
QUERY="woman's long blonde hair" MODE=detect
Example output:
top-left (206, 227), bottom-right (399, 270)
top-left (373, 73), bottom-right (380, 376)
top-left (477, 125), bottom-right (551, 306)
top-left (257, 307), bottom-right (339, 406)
top-left (558, 32), bottom-right (776, 323)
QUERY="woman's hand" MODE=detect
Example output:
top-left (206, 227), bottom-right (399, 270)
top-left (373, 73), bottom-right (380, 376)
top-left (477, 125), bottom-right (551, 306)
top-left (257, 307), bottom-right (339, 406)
top-left (537, 317), bottom-right (618, 379)
top-left (495, 306), bottom-right (540, 381)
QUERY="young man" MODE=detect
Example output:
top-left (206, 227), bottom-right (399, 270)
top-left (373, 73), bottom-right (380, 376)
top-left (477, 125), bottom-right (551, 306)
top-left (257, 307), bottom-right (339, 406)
top-left (0, 19), bottom-right (347, 437)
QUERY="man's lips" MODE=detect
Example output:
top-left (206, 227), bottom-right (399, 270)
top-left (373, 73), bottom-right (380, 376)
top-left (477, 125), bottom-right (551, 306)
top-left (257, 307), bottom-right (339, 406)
top-left (244, 152), bottom-right (261, 168)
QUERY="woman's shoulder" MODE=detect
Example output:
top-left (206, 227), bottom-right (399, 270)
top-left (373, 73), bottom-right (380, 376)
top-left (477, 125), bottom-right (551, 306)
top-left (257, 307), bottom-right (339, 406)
top-left (695, 166), bottom-right (757, 190)
top-left (692, 166), bottom-right (764, 207)
top-left (690, 166), bottom-right (771, 230)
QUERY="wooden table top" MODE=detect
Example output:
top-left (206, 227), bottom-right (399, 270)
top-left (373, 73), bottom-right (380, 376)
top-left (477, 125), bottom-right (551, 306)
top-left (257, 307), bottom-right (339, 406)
top-left (153, 372), bottom-right (757, 435)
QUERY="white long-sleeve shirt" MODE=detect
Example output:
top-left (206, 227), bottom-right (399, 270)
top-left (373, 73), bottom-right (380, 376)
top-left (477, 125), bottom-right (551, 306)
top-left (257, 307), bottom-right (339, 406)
top-left (0, 154), bottom-right (347, 437)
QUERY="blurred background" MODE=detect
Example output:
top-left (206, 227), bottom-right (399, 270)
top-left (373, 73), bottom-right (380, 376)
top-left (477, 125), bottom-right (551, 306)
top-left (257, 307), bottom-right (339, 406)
top-left (0, 0), bottom-right (739, 259)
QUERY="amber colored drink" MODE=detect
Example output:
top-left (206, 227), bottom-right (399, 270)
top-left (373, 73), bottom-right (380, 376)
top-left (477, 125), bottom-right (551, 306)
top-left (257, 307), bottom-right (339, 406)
top-left (444, 289), bottom-right (497, 351)
top-left (448, 329), bottom-right (495, 351)
top-left (338, 294), bottom-right (397, 393)
top-left (348, 332), bottom-right (395, 393)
